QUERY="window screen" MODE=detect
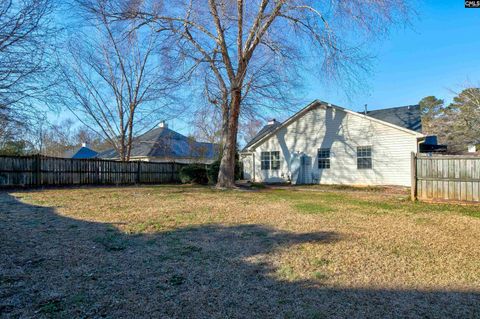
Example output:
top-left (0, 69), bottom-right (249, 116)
top-left (261, 152), bottom-right (270, 170)
top-left (271, 151), bottom-right (280, 170)
top-left (260, 151), bottom-right (280, 170)
top-left (357, 146), bottom-right (372, 169)
top-left (317, 148), bottom-right (330, 169)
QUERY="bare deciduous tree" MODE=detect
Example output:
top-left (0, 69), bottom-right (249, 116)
top-left (36, 119), bottom-right (108, 157)
top-left (113, 0), bottom-right (410, 187)
top-left (191, 106), bottom-right (222, 145)
top-left (57, 1), bottom-right (180, 160)
top-left (241, 118), bottom-right (263, 146)
top-left (0, 0), bottom-right (56, 141)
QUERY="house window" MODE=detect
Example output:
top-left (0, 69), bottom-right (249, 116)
top-left (357, 146), bottom-right (372, 169)
top-left (261, 151), bottom-right (280, 170)
top-left (317, 148), bottom-right (330, 169)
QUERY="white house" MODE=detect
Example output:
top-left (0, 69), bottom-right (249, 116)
top-left (240, 100), bottom-right (428, 187)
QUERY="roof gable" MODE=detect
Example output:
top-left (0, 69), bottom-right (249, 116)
top-left (100, 126), bottom-right (219, 160)
top-left (242, 100), bottom-right (423, 151)
top-left (243, 121), bottom-right (281, 151)
top-left (365, 105), bottom-right (422, 132)
top-left (66, 146), bottom-right (99, 159)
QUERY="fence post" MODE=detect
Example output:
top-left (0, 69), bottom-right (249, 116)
top-left (136, 161), bottom-right (141, 184)
top-left (411, 152), bottom-right (417, 201)
top-left (34, 154), bottom-right (42, 186)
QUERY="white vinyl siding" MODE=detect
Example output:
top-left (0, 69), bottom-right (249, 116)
top-left (248, 105), bottom-right (419, 186)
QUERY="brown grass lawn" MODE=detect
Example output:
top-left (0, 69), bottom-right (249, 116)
top-left (1, 185), bottom-right (479, 318)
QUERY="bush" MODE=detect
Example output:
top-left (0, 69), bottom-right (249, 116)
top-left (179, 165), bottom-right (209, 184)
top-left (207, 159), bottom-right (243, 184)
top-left (206, 161), bottom-right (220, 184)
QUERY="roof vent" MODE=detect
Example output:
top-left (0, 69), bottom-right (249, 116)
top-left (81, 142), bottom-right (88, 148)
top-left (268, 119), bottom-right (277, 125)
top-left (158, 121), bottom-right (168, 128)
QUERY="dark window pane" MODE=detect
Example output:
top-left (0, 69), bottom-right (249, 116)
top-left (318, 159), bottom-right (330, 169)
top-left (318, 148), bottom-right (330, 169)
top-left (357, 146), bottom-right (372, 169)
top-left (357, 158), bottom-right (372, 169)
top-left (261, 151), bottom-right (280, 170)
top-left (261, 152), bottom-right (270, 170)
top-left (318, 148), bottom-right (330, 159)
top-left (271, 151), bottom-right (280, 170)
top-left (357, 146), bottom-right (372, 157)
top-left (271, 160), bottom-right (280, 170)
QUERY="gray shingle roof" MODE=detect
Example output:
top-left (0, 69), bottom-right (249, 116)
top-left (242, 102), bottom-right (423, 151)
top-left (365, 105), bottom-right (422, 132)
top-left (242, 121), bottom-right (281, 151)
top-left (99, 126), bottom-right (219, 160)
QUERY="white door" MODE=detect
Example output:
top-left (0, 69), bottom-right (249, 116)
top-left (241, 155), bottom-right (253, 181)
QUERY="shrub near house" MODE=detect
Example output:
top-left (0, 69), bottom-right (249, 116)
top-left (179, 165), bottom-right (209, 184)
top-left (180, 159), bottom-right (242, 185)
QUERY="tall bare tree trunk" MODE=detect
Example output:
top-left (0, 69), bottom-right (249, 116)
top-left (216, 88), bottom-right (241, 188)
top-left (121, 0), bottom-right (410, 188)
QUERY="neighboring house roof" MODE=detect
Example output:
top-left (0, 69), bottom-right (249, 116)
top-left (242, 100), bottom-right (424, 152)
top-left (64, 146), bottom-right (99, 159)
top-left (99, 126), bottom-right (219, 160)
top-left (364, 105), bottom-right (422, 132)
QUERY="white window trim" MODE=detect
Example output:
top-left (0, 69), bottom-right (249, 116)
top-left (260, 151), bottom-right (280, 171)
top-left (357, 146), bottom-right (373, 170)
top-left (317, 148), bottom-right (331, 169)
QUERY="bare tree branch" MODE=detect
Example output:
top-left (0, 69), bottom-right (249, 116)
top-left (56, 0), bottom-right (183, 160)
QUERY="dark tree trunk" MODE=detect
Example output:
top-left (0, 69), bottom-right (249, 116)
top-left (216, 88), bottom-right (241, 188)
top-left (126, 113), bottom-right (135, 161)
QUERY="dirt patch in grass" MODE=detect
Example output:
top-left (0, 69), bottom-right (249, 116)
top-left (1, 186), bottom-right (479, 318)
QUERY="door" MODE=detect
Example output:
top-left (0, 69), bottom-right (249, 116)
top-left (241, 154), bottom-right (253, 181)
top-left (290, 153), bottom-right (312, 185)
top-left (300, 155), bottom-right (312, 184)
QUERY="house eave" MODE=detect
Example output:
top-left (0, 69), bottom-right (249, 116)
top-left (245, 99), bottom-right (424, 150)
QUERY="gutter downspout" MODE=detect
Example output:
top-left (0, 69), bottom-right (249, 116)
top-left (416, 137), bottom-right (426, 153)
top-left (252, 152), bottom-right (255, 182)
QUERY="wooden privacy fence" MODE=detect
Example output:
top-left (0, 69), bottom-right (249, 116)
top-left (0, 155), bottom-right (186, 187)
top-left (411, 153), bottom-right (480, 202)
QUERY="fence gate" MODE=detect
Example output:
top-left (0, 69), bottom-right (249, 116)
top-left (412, 153), bottom-right (480, 202)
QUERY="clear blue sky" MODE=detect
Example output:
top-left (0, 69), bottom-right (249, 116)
top-left (174, 1), bottom-right (480, 133)
top-left (305, 0), bottom-right (480, 113)
top-left (53, 1), bottom-right (480, 135)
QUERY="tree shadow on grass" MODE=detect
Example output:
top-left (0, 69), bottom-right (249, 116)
top-left (0, 193), bottom-right (478, 318)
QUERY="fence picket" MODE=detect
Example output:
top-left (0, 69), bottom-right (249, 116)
top-left (415, 154), bottom-right (480, 202)
top-left (0, 155), bottom-right (185, 187)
